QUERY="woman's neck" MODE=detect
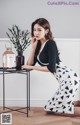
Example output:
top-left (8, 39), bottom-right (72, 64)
top-left (40, 38), bottom-right (47, 45)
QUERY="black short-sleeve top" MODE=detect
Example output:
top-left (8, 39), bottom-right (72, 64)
top-left (32, 40), bottom-right (61, 73)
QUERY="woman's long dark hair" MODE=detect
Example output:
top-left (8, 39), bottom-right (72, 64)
top-left (31, 18), bottom-right (54, 40)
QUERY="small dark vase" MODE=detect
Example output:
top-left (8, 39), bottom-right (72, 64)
top-left (16, 52), bottom-right (25, 70)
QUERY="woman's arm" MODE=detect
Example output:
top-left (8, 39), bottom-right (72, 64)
top-left (27, 37), bottom-right (38, 65)
top-left (22, 65), bottom-right (49, 72)
top-left (27, 48), bottom-right (36, 65)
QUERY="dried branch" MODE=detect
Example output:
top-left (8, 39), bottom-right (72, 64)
top-left (6, 25), bottom-right (31, 55)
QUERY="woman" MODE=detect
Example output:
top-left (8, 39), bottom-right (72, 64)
top-left (22, 18), bottom-right (80, 116)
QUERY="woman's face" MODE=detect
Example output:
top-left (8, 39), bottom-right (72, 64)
top-left (33, 24), bottom-right (48, 40)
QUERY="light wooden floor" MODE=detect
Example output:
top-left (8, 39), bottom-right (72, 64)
top-left (0, 107), bottom-right (80, 125)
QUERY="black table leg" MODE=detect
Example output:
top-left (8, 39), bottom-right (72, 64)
top-left (3, 68), bottom-right (5, 110)
top-left (26, 72), bottom-right (28, 117)
top-left (28, 71), bottom-right (30, 110)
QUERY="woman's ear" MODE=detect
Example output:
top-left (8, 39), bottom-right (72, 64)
top-left (45, 29), bottom-right (49, 34)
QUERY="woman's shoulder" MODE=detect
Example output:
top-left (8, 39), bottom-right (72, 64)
top-left (46, 40), bottom-right (57, 47)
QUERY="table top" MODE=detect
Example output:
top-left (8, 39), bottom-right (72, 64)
top-left (0, 67), bottom-right (31, 73)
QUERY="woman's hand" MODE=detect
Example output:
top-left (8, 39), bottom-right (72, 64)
top-left (31, 37), bottom-right (38, 50)
top-left (22, 65), bottom-right (33, 70)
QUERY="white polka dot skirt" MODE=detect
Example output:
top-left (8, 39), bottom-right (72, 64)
top-left (44, 62), bottom-right (80, 114)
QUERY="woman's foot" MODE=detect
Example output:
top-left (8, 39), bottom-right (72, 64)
top-left (74, 101), bottom-right (80, 107)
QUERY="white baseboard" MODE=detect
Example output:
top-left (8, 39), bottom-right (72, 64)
top-left (0, 99), bottom-right (80, 107)
top-left (0, 99), bottom-right (47, 107)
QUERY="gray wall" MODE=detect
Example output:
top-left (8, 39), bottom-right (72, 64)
top-left (0, 0), bottom-right (80, 38)
top-left (0, 0), bottom-right (80, 107)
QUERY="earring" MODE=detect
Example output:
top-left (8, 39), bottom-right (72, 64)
top-left (45, 34), bottom-right (47, 37)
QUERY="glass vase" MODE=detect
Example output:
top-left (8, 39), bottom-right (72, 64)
top-left (16, 52), bottom-right (25, 70)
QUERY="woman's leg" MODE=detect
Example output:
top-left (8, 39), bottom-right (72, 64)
top-left (47, 107), bottom-right (80, 117)
top-left (74, 107), bottom-right (80, 116)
